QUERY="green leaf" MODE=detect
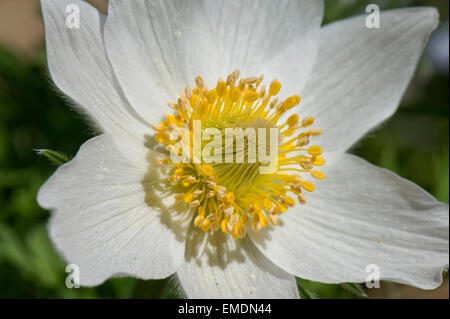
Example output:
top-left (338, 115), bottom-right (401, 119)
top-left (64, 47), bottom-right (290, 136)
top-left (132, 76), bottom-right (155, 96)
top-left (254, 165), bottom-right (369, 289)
top-left (167, 274), bottom-right (186, 299)
top-left (340, 283), bottom-right (368, 298)
top-left (432, 149), bottom-right (449, 204)
top-left (0, 223), bottom-right (64, 288)
top-left (0, 224), bottom-right (34, 274)
top-left (24, 226), bottom-right (64, 287)
top-left (296, 278), bottom-right (318, 299)
top-left (36, 149), bottom-right (69, 166)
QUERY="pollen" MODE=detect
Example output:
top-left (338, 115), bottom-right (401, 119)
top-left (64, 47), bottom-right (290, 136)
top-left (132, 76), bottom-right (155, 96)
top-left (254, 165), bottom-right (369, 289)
top-left (153, 70), bottom-right (324, 239)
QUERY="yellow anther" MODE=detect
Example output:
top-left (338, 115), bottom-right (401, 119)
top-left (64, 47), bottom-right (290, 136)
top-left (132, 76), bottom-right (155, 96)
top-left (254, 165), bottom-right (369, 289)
top-left (194, 215), bottom-right (204, 227)
top-left (292, 175), bottom-right (305, 184)
top-left (258, 212), bottom-right (269, 228)
top-left (174, 194), bottom-right (185, 202)
top-left (263, 198), bottom-right (273, 211)
top-left (166, 114), bottom-right (178, 125)
top-left (157, 157), bottom-right (170, 165)
top-left (269, 98), bottom-right (278, 109)
top-left (152, 122), bottom-right (165, 131)
top-left (237, 224), bottom-right (246, 238)
top-left (302, 181), bottom-right (316, 192)
top-left (298, 156), bottom-right (311, 164)
top-left (286, 114), bottom-right (299, 127)
top-left (185, 86), bottom-right (192, 100)
top-left (189, 94), bottom-right (200, 108)
top-left (169, 175), bottom-right (180, 185)
top-left (245, 76), bottom-right (259, 84)
top-left (207, 181), bottom-right (217, 189)
top-left (282, 95), bottom-right (301, 110)
top-left (183, 192), bottom-right (194, 203)
top-left (297, 135), bottom-right (309, 146)
top-left (227, 70), bottom-right (240, 86)
top-left (220, 219), bottom-right (228, 233)
top-left (216, 81), bottom-right (227, 97)
top-left (174, 167), bottom-right (184, 175)
top-left (206, 89), bottom-right (217, 103)
top-left (269, 80), bottom-right (281, 96)
top-left (291, 184), bottom-right (301, 193)
top-left (230, 88), bottom-right (242, 103)
top-left (197, 101), bottom-right (208, 115)
top-left (259, 85), bottom-right (266, 96)
top-left (269, 214), bottom-right (279, 226)
top-left (302, 117), bottom-right (314, 127)
top-left (193, 189), bottom-right (203, 198)
top-left (211, 219), bottom-right (221, 231)
top-left (308, 146), bottom-right (323, 156)
top-left (215, 185), bottom-right (227, 196)
top-left (274, 201), bottom-right (288, 213)
top-left (238, 79), bottom-right (246, 91)
top-left (312, 156), bottom-right (325, 166)
top-left (223, 192), bottom-right (235, 204)
top-left (155, 133), bottom-right (168, 144)
top-left (230, 213), bottom-right (239, 225)
top-left (300, 161), bottom-right (314, 170)
top-left (308, 128), bottom-right (323, 136)
top-left (292, 95), bottom-right (301, 104)
top-left (195, 76), bottom-right (204, 88)
top-left (252, 219), bottom-right (262, 232)
top-left (282, 127), bottom-right (296, 137)
top-left (182, 176), bottom-right (196, 187)
top-left (189, 200), bottom-right (200, 208)
top-left (201, 219), bottom-right (211, 232)
top-left (168, 102), bottom-right (177, 110)
top-left (282, 195), bottom-right (296, 207)
top-left (310, 171), bottom-right (325, 180)
top-left (249, 202), bottom-right (262, 214)
top-left (177, 98), bottom-right (187, 110)
top-left (245, 91), bottom-right (260, 103)
top-left (201, 164), bottom-right (215, 176)
top-left (297, 193), bottom-right (307, 204)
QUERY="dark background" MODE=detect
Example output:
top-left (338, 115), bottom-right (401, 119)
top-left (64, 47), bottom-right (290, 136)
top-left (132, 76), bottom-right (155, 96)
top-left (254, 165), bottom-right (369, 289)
top-left (0, 0), bottom-right (448, 298)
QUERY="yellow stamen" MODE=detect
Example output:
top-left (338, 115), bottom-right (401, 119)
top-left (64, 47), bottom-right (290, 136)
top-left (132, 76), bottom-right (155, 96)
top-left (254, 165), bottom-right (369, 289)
top-left (302, 181), bottom-right (316, 192)
top-left (308, 146), bottom-right (323, 156)
top-left (269, 80), bottom-right (281, 96)
top-left (153, 71), bottom-right (324, 239)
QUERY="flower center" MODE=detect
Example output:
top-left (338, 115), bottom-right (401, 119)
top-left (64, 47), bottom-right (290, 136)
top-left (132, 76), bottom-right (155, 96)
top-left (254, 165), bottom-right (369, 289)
top-left (153, 70), bottom-right (325, 239)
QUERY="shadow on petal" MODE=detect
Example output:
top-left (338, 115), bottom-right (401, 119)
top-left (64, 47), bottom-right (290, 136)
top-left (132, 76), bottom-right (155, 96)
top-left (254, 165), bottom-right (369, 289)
top-left (141, 134), bottom-right (191, 243)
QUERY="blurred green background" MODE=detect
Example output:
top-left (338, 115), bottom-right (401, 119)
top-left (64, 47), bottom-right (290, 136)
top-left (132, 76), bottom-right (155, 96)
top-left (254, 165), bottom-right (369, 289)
top-left (0, 0), bottom-right (448, 298)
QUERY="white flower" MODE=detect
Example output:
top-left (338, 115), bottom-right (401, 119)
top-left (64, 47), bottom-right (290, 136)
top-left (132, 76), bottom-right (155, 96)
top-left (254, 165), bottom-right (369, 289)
top-left (37, 0), bottom-right (449, 298)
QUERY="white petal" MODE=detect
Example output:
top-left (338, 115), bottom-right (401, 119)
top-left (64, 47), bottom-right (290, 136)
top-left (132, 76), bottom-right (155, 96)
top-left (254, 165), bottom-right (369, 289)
top-left (177, 228), bottom-right (299, 299)
top-left (38, 135), bottom-right (187, 286)
top-left (301, 8), bottom-right (439, 152)
top-left (41, 0), bottom-right (150, 141)
top-left (104, 0), bottom-right (222, 122)
top-left (204, 0), bottom-right (323, 95)
top-left (250, 153), bottom-right (449, 289)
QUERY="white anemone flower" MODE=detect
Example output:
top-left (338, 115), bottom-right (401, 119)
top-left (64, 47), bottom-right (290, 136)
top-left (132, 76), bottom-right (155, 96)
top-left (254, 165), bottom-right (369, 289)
top-left (38, 0), bottom-right (449, 299)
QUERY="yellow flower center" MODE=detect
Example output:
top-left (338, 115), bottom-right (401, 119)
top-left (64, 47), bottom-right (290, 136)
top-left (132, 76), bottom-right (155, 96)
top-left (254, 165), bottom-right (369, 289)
top-left (153, 70), bottom-right (324, 239)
